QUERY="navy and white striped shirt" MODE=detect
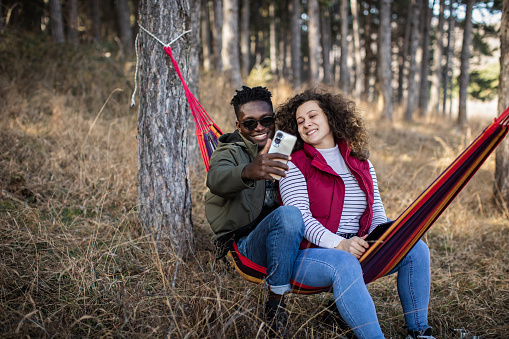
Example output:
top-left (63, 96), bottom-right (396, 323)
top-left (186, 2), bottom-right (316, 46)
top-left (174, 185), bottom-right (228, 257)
top-left (279, 146), bottom-right (387, 248)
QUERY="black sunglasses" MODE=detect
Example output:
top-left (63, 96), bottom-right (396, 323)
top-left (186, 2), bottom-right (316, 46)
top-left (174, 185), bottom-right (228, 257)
top-left (240, 115), bottom-right (275, 131)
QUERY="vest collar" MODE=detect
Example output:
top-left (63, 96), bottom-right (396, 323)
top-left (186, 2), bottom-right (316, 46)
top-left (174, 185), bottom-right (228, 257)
top-left (303, 140), bottom-right (352, 176)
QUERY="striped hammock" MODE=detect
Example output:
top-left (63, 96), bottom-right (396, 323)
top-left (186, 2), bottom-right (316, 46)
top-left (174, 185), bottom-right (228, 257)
top-left (165, 43), bottom-right (509, 291)
top-left (360, 106), bottom-right (509, 283)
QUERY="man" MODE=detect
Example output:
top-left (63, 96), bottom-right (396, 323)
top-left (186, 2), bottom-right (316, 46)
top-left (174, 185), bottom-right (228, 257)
top-left (205, 86), bottom-right (304, 335)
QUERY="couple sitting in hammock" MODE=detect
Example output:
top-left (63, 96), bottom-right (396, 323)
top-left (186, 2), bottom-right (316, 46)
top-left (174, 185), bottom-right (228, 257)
top-left (205, 86), bottom-right (434, 339)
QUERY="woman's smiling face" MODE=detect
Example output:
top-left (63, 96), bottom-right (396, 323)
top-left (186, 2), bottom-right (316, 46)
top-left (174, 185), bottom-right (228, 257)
top-left (295, 100), bottom-right (335, 149)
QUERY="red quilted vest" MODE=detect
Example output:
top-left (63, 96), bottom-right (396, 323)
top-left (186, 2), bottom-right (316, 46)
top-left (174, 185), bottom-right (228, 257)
top-left (291, 141), bottom-right (374, 249)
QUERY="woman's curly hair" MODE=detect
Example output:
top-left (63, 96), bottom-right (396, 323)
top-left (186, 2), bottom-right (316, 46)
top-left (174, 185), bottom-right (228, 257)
top-left (276, 87), bottom-right (370, 161)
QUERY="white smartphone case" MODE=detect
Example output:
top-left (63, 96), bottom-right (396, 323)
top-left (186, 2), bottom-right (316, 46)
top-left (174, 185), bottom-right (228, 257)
top-left (268, 130), bottom-right (297, 180)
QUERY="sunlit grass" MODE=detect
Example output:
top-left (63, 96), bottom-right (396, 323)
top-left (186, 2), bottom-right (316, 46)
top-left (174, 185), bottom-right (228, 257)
top-left (1, 31), bottom-right (507, 338)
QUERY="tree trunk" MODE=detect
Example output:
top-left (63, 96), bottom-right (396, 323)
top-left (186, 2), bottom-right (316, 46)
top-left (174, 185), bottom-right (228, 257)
top-left (429, 0), bottom-right (445, 116)
top-left (269, 2), bottom-right (277, 76)
top-left (405, 0), bottom-right (421, 121)
top-left (240, 0), bottom-right (250, 78)
top-left (418, 0), bottom-right (431, 116)
top-left (67, 0), bottom-right (78, 46)
top-left (339, 0), bottom-right (349, 93)
top-left (222, 0), bottom-right (242, 88)
top-left (308, 0), bottom-right (321, 84)
top-left (351, 0), bottom-right (362, 98)
top-left (137, 0), bottom-right (194, 256)
top-left (443, 1), bottom-right (456, 116)
top-left (321, 7), bottom-right (332, 86)
top-left (378, 0), bottom-right (392, 120)
top-left (90, 0), bottom-right (101, 43)
top-left (458, 0), bottom-right (474, 126)
top-left (189, 0), bottom-right (201, 170)
top-left (281, 0), bottom-right (291, 79)
top-left (49, 0), bottom-right (65, 43)
top-left (117, 0), bottom-right (133, 56)
top-left (201, 0), bottom-right (212, 72)
top-left (212, 0), bottom-right (223, 72)
top-left (397, 6), bottom-right (411, 105)
top-left (290, 0), bottom-right (301, 88)
top-left (363, 0), bottom-right (373, 102)
top-left (495, 0), bottom-right (509, 205)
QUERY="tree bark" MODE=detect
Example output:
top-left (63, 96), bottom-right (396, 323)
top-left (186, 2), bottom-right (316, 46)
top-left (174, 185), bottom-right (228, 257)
top-left (117, 0), bottom-right (133, 56)
top-left (201, 0), bottom-right (212, 72)
top-left (90, 0), bottom-right (101, 43)
top-left (222, 0), bottom-right (242, 88)
top-left (49, 0), bottom-right (65, 43)
top-left (212, 0), bottom-right (223, 72)
top-left (495, 0), bottom-right (509, 205)
top-left (405, 0), bottom-right (421, 121)
top-left (137, 0), bottom-right (194, 256)
top-left (240, 0), bottom-right (250, 78)
top-left (378, 0), bottom-right (392, 120)
top-left (429, 0), bottom-right (445, 116)
top-left (339, 0), bottom-right (349, 93)
top-left (418, 0), bottom-right (431, 116)
top-left (290, 0), bottom-right (301, 88)
top-left (189, 0), bottom-right (201, 170)
top-left (308, 0), bottom-right (321, 84)
top-left (457, 0), bottom-right (474, 126)
top-left (321, 6), bottom-right (332, 86)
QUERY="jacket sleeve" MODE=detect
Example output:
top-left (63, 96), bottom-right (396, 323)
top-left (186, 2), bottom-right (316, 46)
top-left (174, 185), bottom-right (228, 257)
top-left (206, 146), bottom-right (255, 198)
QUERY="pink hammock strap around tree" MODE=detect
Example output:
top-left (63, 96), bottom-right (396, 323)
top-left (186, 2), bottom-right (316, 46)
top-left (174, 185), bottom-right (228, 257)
top-left (163, 46), bottom-right (222, 172)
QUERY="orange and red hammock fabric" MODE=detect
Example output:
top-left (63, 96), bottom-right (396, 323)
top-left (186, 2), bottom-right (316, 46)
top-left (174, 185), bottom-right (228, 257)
top-left (164, 43), bottom-right (509, 290)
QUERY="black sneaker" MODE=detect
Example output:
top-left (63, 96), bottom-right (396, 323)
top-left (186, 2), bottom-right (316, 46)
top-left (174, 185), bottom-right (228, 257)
top-left (265, 298), bottom-right (289, 338)
top-left (321, 299), bottom-right (357, 339)
top-left (405, 327), bottom-right (436, 339)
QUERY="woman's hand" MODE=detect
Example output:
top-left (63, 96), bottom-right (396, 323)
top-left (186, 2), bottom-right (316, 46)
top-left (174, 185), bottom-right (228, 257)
top-left (335, 235), bottom-right (369, 259)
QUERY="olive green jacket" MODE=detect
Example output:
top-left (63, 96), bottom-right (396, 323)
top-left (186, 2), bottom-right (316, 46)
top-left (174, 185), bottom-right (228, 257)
top-left (205, 131), bottom-right (266, 239)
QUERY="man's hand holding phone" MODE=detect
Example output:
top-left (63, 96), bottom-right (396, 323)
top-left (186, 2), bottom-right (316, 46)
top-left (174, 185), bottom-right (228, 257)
top-left (241, 139), bottom-right (291, 182)
top-left (241, 131), bottom-right (297, 182)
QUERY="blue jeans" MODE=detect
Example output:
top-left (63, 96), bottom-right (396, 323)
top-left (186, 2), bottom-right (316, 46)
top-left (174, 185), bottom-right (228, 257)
top-left (291, 240), bottom-right (431, 339)
top-left (237, 205), bottom-right (305, 295)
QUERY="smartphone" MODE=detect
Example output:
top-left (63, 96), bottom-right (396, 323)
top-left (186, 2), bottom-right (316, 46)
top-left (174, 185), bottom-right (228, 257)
top-left (268, 130), bottom-right (297, 180)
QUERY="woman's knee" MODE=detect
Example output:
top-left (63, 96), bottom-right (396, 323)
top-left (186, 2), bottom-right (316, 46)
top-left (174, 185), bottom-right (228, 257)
top-left (408, 240), bottom-right (430, 265)
top-left (330, 251), bottom-right (363, 281)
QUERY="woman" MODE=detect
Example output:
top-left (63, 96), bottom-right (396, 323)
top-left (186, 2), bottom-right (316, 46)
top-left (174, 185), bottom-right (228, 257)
top-left (277, 88), bottom-right (434, 339)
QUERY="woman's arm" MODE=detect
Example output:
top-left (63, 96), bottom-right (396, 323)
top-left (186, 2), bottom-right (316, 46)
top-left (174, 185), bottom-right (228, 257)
top-left (368, 160), bottom-right (388, 233)
top-left (279, 161), bottom-right (344, 248)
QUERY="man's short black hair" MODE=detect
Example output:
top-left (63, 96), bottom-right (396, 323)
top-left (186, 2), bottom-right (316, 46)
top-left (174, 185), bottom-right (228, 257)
top-left (230, 86), bottom-right (273, 117)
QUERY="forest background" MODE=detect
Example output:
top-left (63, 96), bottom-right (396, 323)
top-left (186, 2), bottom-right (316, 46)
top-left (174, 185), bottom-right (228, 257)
top-left (0, 0), bottom-right (508, 338)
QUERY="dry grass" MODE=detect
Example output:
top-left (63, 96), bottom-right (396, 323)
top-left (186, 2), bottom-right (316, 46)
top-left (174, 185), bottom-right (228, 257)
top-left (1, 31), bottom-right (508, 338)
